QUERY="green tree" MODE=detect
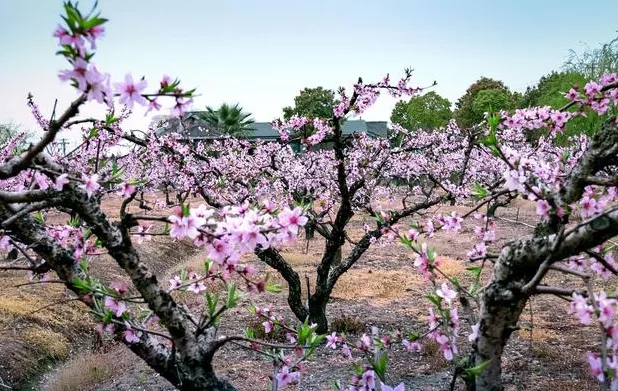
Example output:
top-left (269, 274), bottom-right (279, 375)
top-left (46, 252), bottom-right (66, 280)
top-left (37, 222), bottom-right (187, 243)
top-left (0, 122), bottom-right (33, 152)
top-left (454, 77), bottom-right (515, 128)
top-left (564, 33), bottom-right (618, 79)
top-left (522, 70), bottom-right (611, 140)
top-left (283, 87), bottom-right (336, 121)
top-left (198, 103), bottom-right (255, 137)
top-left (472, 88), bottom-right (511, 118)
top-left (390, 91), bottom-right (452, 131)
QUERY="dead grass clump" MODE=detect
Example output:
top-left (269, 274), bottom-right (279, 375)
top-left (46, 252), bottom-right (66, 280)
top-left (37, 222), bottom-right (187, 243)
top-left (247, 318), bottom-right (289, 343)
top-left (21, 325), bottom-right (69, 360)
top-left (332, 269), bottom-right (422, 300)
top-left (330, 314), bottom-right (365, 335)
top-left (43, 352), bottom-right (116, 391)
top-left (422, 340), bottom-right (448, 370)
top-left (515, 327), bottom-right (559, 344)
top-left (436, 256), bottom-right (465, 278)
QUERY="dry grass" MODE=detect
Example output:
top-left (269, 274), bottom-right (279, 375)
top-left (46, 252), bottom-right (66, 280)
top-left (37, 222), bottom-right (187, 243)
top-left (20, 325), bottom-right (70, 360)
top-left (330, 314), bottom-right (365, 334)
top-left (42, 352), bottom-right (117, 391)
top-left (0, 271), bottom-right (92, 386)
top-left (332, 268), bottom-right (422, 301)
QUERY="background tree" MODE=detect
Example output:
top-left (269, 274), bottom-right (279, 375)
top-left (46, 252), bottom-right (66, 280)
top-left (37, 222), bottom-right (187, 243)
top-left (390, 91), bottom-right (452, 132)
top-left (471, 88), bottom-right (511, 118)
top-left (199, 102), bottom-right (255, 137)
top-left (282, 87), bottom-right (337, 140)
top-left (454, 77), bottom-right (517, 128)
top-left (564, 33), bottom-right (618, 79)
top-left (283, 87), bottom-right (336, 121)
top-left (519, 70), bottom-right (603, 140)
top-left (0, 122), bottom-right (34, 152)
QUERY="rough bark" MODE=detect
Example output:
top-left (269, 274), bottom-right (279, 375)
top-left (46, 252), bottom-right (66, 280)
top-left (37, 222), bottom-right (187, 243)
top-left (474, 116), bottom-right (618, 390)
top-left (0, 188), bottom-right (236, 390)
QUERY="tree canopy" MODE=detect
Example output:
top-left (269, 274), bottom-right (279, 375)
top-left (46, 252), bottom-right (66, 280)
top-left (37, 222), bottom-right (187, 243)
top-left (390, 91), bottom-right (452, 131)
top-left (283, 87), bottom-right (336, 121)
top-left (454, 77), bottom-right (517, 128)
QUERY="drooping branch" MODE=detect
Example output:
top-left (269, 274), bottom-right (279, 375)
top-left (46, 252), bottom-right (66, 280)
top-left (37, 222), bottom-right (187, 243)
top-left (0, 94), bottom-right (87, 179)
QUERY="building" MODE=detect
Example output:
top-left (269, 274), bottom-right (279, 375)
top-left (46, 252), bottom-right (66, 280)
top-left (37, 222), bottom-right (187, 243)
top-left (154, 112), bottom-right (389, 143)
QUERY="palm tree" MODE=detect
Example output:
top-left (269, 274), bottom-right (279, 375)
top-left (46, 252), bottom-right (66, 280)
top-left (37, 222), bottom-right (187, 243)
top-left (199, 103), bottom-right (255, 138)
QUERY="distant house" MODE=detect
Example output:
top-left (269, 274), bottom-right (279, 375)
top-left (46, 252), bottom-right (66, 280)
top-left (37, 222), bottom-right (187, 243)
top-left (154, 112), bottom-right (389, 144)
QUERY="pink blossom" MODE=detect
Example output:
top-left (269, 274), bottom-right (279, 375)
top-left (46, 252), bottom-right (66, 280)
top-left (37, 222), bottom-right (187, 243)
top-left (171, 97), bottom-right (193, 117)
top-left (442, 212), bottom-right (463, 232)
top-left (114, 73), bottom-right (148, 109)
top-left (580, 196), bottom-right (598, 219)
top-left (587, 352), bottom-right (605, 382)
top-left (34, 172), bottom-right (50, 190)
top-left (503, 169), bottom-right (526, 193)
top-left (403, 339), bottom-right (422, 352)
top-left (118, 182), bottom-right (136, 198)
top-left (124, 322), bottom-right (141, 344)
top-left (357, 334), bottom-right (372, 351)
top-left (275, 366), bottom-right (300, 389)
top-left (0, 236), bottom-right (14, 252)
top-left (187, 280), bottom-right (206, 293)
top-left (110, 281), bottom-right (128, 295)
top-left (168, 275), bottom-right (182, 290)
top-left (435, 333), bottom-right (454, 361)
top-left (361, 370), bottom-right (376, 389)
top-left (54, 174), bottom-right (70, 190)
top-left (104, 296), bottom-right (127, 317)
top-left (382, 384), bottom-right (405, 391)
top-left (436, 282), bottom-right (457, 305)
top-left (564, 88), bottom-right (580, 101)
top-left (80, 173), bottom-right (100, 198)
top-left (584, 81), bottom-right (602, 97)
top-left (135, 225), bottom-right (152, 244)
top-left (326, 332), bottom-right (339, 349)
top-left (146, 98), bottom-right (162, 113)
top-left (85, 65), bottom-right (111, 104)
top-left (535, 199), bottom-right (551, 221)
top-left (263, 321), bottom-right (273, 333)
top-left (569, 293), bottom-right (594, 325)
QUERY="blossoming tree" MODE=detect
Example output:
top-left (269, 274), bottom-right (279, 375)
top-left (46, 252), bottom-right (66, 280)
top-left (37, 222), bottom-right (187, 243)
top-left (4, 2), bottom-right (618, 391)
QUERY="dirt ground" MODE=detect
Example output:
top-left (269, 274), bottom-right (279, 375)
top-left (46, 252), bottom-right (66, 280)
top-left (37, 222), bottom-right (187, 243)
top-left (2, 195), bottom-right (607, 390)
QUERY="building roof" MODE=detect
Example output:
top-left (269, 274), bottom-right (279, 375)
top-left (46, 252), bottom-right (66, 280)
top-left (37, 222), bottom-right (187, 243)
top-left (156, 114), bottom-right (389, 140)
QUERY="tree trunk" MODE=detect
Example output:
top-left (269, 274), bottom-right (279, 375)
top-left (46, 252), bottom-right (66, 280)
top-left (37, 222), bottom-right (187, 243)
top-left (305, 224), bottom-right (315, 240)
top-left (308, 292), bottom-right (329, 333)
top-left (474, 283), bottom-right (528, 391)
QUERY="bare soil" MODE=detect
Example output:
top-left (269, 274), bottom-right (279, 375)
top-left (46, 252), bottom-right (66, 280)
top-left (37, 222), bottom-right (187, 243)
top-left (3, 197), bottom-right (607, 390)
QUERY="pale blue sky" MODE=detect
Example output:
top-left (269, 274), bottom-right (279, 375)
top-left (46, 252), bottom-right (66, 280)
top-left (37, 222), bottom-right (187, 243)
top-left (1, 0), bottom-right (617, 146)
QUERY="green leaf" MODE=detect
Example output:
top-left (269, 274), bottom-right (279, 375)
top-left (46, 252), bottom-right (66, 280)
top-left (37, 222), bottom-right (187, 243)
top-left (83, 16), bottom-right (108, 30)
top-left (471, 183), bottom-right (488, 199)
top-left (205, 292), bottom-right (219, 317)
top-left (465, 359), bottom-right (492, 378)
top-left (244, 327), bottom-right (256, 339)
top-left (407, 331), bottom-right (420, 341)
top-left (88, 127), bottom-right (99, 138)
top-left (67, 215), bottom-right (81, 227)
top-left (466, 266), bottom-right (483, 279)
top-left (71, 278), bottom-right (92, 294)
top-left (181, 203), bottom-right (190, 217)
top-left (33, 211), bottom-right (45, 224)
top-left (226, 283), bottom-right (241, 308)
top-left (372, 352), bottom-right (388, 381)
top-left (427, 293), bottom-right (442, 307)
top-left (265, 283), bottom-right (281, 293)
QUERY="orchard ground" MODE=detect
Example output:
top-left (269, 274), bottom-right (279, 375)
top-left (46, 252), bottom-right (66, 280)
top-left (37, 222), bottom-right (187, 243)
top-left (0, 194), bottom-right (605, 390)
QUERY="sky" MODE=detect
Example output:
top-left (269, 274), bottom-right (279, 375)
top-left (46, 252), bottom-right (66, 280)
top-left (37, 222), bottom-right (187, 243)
top-left (1, 0), bottom-right (617, 148)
